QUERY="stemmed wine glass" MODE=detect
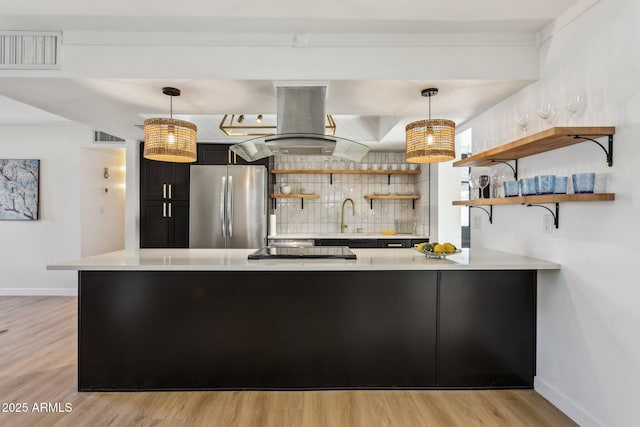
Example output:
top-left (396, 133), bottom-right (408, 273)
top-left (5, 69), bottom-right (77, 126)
top-left (566, 93), bottom-right (584, 114)
top-left (478, 175), bottom-right (490, 199)
top-left (469, 172), bottom-right (480, 200)
top-left (537, 103), bottom-right (556, 124)
top-left (517, 113), bottom-right (529, 135)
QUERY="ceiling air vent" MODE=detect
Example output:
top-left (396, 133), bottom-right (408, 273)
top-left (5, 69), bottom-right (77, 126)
top-left (94, 131), bottom-right (125, 144)
top-left (0, 31), bottom-right (61, 70)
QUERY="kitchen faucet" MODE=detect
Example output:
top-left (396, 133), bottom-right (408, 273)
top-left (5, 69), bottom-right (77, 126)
top-left (340, 198), bottom-right (355, 233)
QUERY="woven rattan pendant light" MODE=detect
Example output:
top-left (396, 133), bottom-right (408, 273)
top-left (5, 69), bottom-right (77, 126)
top-left (144, 87), bottom-right (197, 163)
top-left (405, 88), bottom-right (455, 163)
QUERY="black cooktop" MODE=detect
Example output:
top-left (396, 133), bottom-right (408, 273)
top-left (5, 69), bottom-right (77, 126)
top-left (248, 246), bottom-right (357, 260)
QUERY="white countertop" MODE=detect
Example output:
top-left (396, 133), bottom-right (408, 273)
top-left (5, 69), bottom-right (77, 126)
top-left (47, 248), bottom-right (560, 272)
top-left (268, 233), bottom-right (429, 240)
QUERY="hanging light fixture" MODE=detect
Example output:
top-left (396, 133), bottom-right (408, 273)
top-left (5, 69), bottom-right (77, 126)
top-left (405, 88), bottom-right (455, 163)
top-left (144, 87), bottom-right (197, 163)
top-left (256, 114), bottom-right (263, 123)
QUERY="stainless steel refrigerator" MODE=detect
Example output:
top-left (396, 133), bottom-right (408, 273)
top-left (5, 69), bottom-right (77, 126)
top-left (189, 165), bottom-right (268, 248)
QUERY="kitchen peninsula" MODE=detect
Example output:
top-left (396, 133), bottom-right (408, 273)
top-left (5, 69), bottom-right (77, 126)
top-left (49, 248), bottom-right (558, 391)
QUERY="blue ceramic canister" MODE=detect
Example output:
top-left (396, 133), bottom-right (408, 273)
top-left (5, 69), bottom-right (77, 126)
top-left (554, 176), bottom-right (568, 194)
top-left (535, 175), bottom-right (556, 195)
top-left (519, 178), bottom-right (537, 196)
top-left (572, 173), bottom-right (595, 193)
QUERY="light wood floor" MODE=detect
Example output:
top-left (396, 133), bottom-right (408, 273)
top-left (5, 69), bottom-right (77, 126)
top-left (0, 297), bottom-right (577, 427)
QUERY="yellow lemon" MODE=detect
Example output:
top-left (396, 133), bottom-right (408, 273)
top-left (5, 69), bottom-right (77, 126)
top-left (416, 243), bottom-right (427, 252)
top-left (433, 244), bottom-right (445, 254)
top-left (443, 243), bottom-right (456, 254)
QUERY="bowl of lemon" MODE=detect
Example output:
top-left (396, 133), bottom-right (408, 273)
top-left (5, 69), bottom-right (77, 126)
top-left (414, 242), bottom-right (461, 259)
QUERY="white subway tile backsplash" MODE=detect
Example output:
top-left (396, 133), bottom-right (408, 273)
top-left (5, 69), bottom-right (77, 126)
top-left (273, 153), bottom-right (429, 235)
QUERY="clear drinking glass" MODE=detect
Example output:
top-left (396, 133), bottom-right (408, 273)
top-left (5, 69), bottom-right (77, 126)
top-left (478, 175), bottom-right (490, 199)
top-left (491, 172), bottom-right (503, 198)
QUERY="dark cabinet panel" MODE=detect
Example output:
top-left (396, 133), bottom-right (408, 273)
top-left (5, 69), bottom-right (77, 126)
top-left (197, 144), bottom-right (231, 165)
top-left (315, 238), bottom-right (377, 248)
top-left (315, 238), bottom-right (428, 248)
top-left (140, 142), bottom-right (191, 247)
top-left (140, 201), bottom-right (189, 248)
top-left (197, 143), bottom-right (270, 167)
top-left (140, 147), bottom-right (190, 201)
top-left (411, 238), bottom-right (430, 246)
top-left (140, 158), bottom-right (174, 200)
top-left (79, 270), bottom-right (438, 390)
top-left (171, 201), bottom-right (190, 248)
top-left (438, 270), bottom-right (536, 388)
top-left (377, 239), bottom-right (412, 248)
top-left (78, 268), bottom-right (536, 391)
top-left (140, 201), bottom-right (171, 248)
top-left (171, 164), bottom-right (191, 201)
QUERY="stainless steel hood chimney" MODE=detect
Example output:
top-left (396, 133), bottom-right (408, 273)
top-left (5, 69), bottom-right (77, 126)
top-left (230, 84), bottom-right (369, 162)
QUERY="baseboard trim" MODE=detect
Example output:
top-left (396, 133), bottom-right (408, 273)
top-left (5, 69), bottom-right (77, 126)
top-left (0, 288), bottom-right (77, 296)
top-left (535, 377), bottom-right (604, 427)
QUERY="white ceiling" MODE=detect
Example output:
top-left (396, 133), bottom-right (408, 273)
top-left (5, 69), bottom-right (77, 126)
top-left (0, 0), bottom-right (581, 150)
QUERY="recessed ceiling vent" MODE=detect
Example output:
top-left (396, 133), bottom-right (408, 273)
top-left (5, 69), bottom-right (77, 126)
top-left (94, 131), bottom-right (125, 144)
top-left (0, 31), bottom-right (61, 70)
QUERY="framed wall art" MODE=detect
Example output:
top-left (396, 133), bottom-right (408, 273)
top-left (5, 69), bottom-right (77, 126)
top-left (0, 159), bottom-right (40, 220)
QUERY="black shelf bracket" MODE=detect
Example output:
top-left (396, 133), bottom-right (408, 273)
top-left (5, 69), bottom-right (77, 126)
top-left (368, 199), bottom-right (416, 210)
top-left (470, 205), bottom-right (493, 224)
top-left (388, 174), bottom-right (391, 185)
top-left (330, 173), bottom-right (333, 185)
top-left (490, 159), bottom-right (518, 180)
top-left (525, 203), bottom-right (559, 228)
top-left (272, 198), bottom-right (307, 210)
top-left (572, 135), bottom-right (614, 166)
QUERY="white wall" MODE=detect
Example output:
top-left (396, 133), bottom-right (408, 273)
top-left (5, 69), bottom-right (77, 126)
top-left (81, 147), bottom-right (125, 257)
top-left (0, 125), bottom-right (127, 295)
top-left (460, 1), bottom-right (640, 425)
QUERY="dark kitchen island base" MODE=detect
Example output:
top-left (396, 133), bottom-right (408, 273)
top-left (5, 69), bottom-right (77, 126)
top-left (78, 269), bottom-right (535, 391)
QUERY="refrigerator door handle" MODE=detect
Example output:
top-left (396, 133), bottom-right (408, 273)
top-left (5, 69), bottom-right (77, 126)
top-left (220, 176), bottom-right (226, 238)
top-left (227, 176), bottom-right (233, 237)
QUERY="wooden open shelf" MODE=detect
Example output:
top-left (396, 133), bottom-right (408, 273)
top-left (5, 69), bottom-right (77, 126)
top-left (365, 194), bottom-right (421, 201)
top-left (270, 193), bottom-right (319, 209)
top-left (453, 127), bottom-right (615, 168)
top-left (271, 169), bottom-right (420, 175)
top-left (452, 193), bottom-right (615, 206)
top-left (453, 193), bottom-right (615, 228)
top-left (270, 194), bottom-right (319, 199)
top-left (364, 194), bottom-right (421, 209)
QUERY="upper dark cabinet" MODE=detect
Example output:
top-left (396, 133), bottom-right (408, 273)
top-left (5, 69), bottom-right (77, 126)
top-left (139, 142), bottom-right (191, 248)
top-left (140, 143), bottom-right (190, 201)
top-left (197, 143), bottom-right (270, 167)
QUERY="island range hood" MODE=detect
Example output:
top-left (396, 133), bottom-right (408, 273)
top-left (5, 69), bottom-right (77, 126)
top-left (230, 85), bottom-right (369, 162)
